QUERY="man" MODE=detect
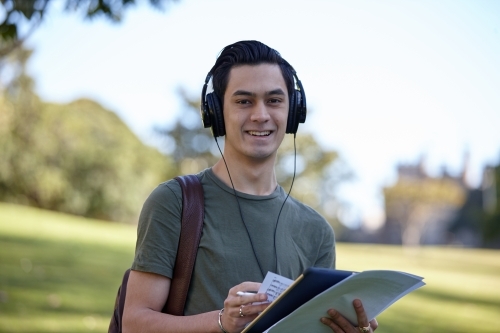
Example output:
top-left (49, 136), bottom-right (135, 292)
top-left (123, 40), bottom-right (377, 333)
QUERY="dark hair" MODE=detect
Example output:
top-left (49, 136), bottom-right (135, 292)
top-left (209, 40), bottom-right (295, 104)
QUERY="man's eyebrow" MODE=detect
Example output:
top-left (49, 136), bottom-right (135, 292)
top-left (266, 88), bottom-right (286, 96)
top-left (231, 88), bottom-right (286, 97)
top-left (232, 90), bottom-right (254, 97)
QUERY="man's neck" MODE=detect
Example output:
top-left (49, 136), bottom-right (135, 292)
top-left (212, 155), bottom-right (278, 196)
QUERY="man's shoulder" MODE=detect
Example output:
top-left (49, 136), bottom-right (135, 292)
top-left (151, 169), bottom-right (210, 197)
top-left (285, 195), bottom-right (332, 230)
top-left (286, 195), bottom-right (322, 218)
top-left (150, 178), bottom-right (182, 198)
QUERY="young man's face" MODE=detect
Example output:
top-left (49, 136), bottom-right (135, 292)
top-left (222, 64), bottom-right (289, 162)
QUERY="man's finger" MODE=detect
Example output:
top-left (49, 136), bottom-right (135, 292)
top-left (370, 318), bottom-right (378, 331)
top-left (353, 299), bottom-right (371, 331)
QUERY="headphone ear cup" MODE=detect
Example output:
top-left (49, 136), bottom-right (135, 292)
top-left (201, 87), bottom-right (211, 129)
top-left (201, 100), bottom-right (211, 129)
top-left (206, 92), bottom-right (225, 137)
top-left (297, 90), bottom-right (306, 124)
top-left (286, 90), bottom-right (299, 134)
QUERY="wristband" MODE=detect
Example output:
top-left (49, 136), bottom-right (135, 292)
top-left (218, 308), bottom-right (229, 333)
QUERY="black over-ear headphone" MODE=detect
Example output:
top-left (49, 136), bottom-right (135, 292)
top-left (200, 68), bottom-right (307, 137)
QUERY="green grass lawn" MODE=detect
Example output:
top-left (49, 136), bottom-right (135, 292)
top-left (1, 202), bottom-right (499, 332)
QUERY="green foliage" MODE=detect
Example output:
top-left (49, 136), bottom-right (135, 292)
top-left (1, 202), bottom-right (500, 332)
top-left (278, 133), bottom-right (351, 225)
top-left (0, 97), bottom-right (176, 222)
top-left (0, 0), bottom-right (173, 57)
top-left (481, 164), bottom-right (500, 244)
top-left (155, 89), bottom-right (219, 175)
top-left (384, 177), bottom-right (467, 245)
top-left (384, 178), bottom-right (466, 207)
top-left (0, 0), bottom-right (47, 45)
top-left (0, 47), bottom-right (175, 223)
top-left (63, 0), bottom-right (173, 22)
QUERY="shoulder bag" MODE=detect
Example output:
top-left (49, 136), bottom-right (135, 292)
top-left (108, 174), bottom-right (204, 333)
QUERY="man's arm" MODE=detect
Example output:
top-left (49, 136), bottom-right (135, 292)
top-left (123, 270), bottom-right (270, 333)
top-left (122, 270), bottom-right (221, 333)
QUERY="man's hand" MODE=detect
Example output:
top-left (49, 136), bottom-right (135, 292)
top-left (220, 282), bottom-right (270, 333)
top-left (320, 299), bottom-right (378, 333)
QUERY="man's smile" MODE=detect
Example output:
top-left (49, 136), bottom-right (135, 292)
top-left (247, 131), bottom-right (271, 136)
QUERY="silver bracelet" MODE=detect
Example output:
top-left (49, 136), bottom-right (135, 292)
top-left (218, 308), bottom-right (230, 333)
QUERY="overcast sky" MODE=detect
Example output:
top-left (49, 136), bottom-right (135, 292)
top-left (25, 0), bottom-right (500, 228)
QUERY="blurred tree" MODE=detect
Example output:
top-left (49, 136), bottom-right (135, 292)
top-left (156, 89), bottom-right (351, 233)
top-left (0, 46), bottom-right (176, 223)
top-left (384, 178), bottom-right (466, 246)
top-left (480, 164), bottom-right (500, 246)
top-left (154, 88), bottom-right (219, 176)
top-left (0, 0), bottom-right (174, 57)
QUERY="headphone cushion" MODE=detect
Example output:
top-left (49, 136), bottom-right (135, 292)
top-left (201, 83), bottom-right (211, 128)
top-left (296, 90), bottom-right (306, 124)
top-left (207, 93), bottom-right (225, 137)
top-left (286, 90), bottom-right (298, 134)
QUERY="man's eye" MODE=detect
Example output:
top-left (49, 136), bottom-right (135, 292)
top-left (268, 98), bottom-right (282, 104)
top-left (237, 100), bottom-right (251, 104)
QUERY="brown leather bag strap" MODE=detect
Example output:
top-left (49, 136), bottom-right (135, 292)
top-left (163, 174), bottom-right (204, 315)
top-left (109, 268), bottom-right (131, 333)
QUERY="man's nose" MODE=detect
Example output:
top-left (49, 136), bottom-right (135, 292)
top-left (250, 101), bottom-right (270, 122)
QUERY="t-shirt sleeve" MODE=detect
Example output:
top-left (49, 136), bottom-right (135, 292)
top-left (314, 222), bottom-right (336, 269)
top-left (131, 179), bottom-right (183, 278)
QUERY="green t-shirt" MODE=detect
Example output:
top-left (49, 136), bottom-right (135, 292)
top-left (132, 168), bottom-right (335, 315)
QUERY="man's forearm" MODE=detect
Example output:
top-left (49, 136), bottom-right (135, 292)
top-left (123, 308), bottom-right (222, 333)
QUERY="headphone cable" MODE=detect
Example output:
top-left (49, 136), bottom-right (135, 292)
top-left (272, 133), bottom-right (297, 272)
top-left (214, 134), bottom-right (297, 276)
top-left (215, 137), bottom-right (266, 277)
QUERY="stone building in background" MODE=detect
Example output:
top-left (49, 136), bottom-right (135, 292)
top-left (372, 154), bottom-right (500, 248)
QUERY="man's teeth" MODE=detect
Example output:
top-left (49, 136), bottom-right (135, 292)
top-left (248, 131), bottom-right (271, 136)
